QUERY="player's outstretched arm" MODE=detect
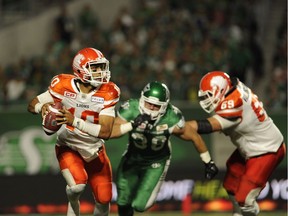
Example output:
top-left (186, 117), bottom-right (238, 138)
top-left (189, 116), bottom-right (241, 134)
top-left (110, 117), bottom-right (129, 138)
top-left (177, 122), bottom-right (218, 180)
top-left (110, 113), bottom-right (152, 138)
top-left (178, 122), bottom-right (208, 153)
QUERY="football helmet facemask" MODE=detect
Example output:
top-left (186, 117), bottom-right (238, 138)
top-left (72, 47), bottom-right (110, 87)
top-left (139, 81), bottom-right (170, 120)
top-left (198, 71), bottom-right (232, 113)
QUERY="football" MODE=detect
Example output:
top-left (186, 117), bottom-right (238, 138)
top-left (42, 101), bottom-right (63, 135)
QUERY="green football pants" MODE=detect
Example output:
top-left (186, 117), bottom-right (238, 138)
top-left (116, 155), bottom-right (170, 214)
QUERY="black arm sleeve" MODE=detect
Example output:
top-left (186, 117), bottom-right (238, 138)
top-left (196, 119), bottom-right (213, 134)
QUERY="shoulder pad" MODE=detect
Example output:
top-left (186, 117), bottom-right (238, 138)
top-left (118, 99), bottom-right (140, 121)
top-left (216, 90), bottom-right (243, 119)
top-left (98, 82), bottom-right (121, 100)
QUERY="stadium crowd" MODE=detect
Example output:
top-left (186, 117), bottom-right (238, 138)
top-left (0, 0), bottom-right (286, 110)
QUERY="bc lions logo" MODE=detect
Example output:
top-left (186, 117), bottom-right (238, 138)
top-left (64, 91), bottom-right (77, 99)
top-left (74, 53), bottom-right (84, 64)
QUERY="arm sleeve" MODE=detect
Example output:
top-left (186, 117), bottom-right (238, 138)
top-left (37, 90), bottom-right (54, 104)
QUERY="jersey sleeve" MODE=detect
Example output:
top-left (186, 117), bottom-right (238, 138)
top-left (101, 82), bottom-right (121, 109)
top-left (162, 105), bottom-right (185, 134)
top-left (48, 74), bottom-right (75, 101)
top-left (171, 105), bottom-right (185, 129)
top-left (117, 99), bottom-right (139, 121)
top-left (213, 114), bottom-right (241, 130)
top-left (215, 90), bottom-right (243, 120)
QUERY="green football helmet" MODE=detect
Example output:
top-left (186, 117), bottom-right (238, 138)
top-left (139, 81), bottom-right (170, 120)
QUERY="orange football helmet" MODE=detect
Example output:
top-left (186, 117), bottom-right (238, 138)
top-left (198, 71), bottom-right (232, 113)
top-left (72, 47), bottom-right (110, 87)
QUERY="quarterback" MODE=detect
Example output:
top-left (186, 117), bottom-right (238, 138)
top-left (186, 71), bottom-right (286, 216)
top-left (27, 47), bottom-right (120, 216)
top-left (110, 81), bottom-right (218, 216)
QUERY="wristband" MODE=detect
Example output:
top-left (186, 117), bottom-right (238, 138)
top-left (72, 117), bottom-right (85, 129)
top-left (35, 102), bottom-right (44, 114)
top-left (200, 151), bottom-right (211, 163)
top-left (120, 122), bottom-right (133, 134)
top-left (73, 117), bottom-right (101, 137)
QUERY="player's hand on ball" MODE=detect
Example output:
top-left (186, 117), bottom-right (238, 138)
top-left (41, 102), bottom-right (53, 117)
top-left (42, 101), bottom-right (63, 135)
top-left (56, 106), bottom-right (74, 126)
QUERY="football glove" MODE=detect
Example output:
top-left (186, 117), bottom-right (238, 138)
top-left (131, 113), bottom-right (152, 129)
top-left (204, 160), bottom-right (218, 180)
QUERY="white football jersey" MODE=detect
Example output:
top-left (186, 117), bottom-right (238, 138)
top-left (213, 81), bottom-right (283, 159)
top-left (48, 74), bottom-right (120, 161)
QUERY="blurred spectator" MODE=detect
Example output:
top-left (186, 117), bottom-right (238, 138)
top-left (117, 6), bottom-right (135, 35)
top-left (0, 0), bottom-right (286, 111)
top-left (227, 40), bottom-right (252, 83)
top-left (54, 3), bottom-right (75, 44)
top-left (77, 4), bottom-right (99, 42)
top-left (6, 77), bottom-right (26, 101)
top-left (169, 69), bottom-right (187, 100)
top-left (0, 65), bottom-right (8, 105)
top-left (265, 12), bottom-right (287, 110)
top-left (248, 36), bottom-right (264, 85)
top-left (4, 63), bottom-right (27, 103)
top-left (265, 65), bottom-right (287, 110)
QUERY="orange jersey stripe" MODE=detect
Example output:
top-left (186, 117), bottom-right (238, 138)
top-left (48, 74), bottom-right (120, 104)
top-left (216, 90), bottom-right (243, 119)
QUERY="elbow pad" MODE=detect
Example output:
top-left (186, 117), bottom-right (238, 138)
top-left (196, 119), bottom-right (213, 134)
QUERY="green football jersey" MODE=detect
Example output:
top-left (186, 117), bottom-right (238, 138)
top-left (117, 99), bottom-right (185, 162)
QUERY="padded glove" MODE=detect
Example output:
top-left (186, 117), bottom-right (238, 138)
top-left (204, 160), bottom-right (218, 180)
top-left (131, 113), bottom-right (152, 129)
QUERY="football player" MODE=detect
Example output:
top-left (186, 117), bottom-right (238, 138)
top-left (110, 81), bottom-right (218, 216)
top-left (185, 71), bottom-right (286, 216)
top-left (27, 47), bottom-right (120, 216)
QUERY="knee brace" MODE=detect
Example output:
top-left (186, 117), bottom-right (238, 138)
top-left (66, 184), bottom-right (86, 202)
